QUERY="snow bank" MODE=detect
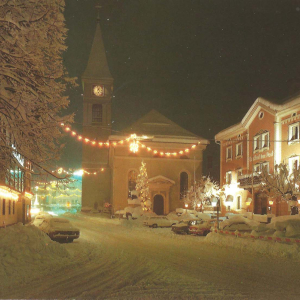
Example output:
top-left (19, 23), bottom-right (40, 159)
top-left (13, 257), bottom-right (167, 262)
top-left (205, 232), bottom-right (300, 261)
top-left (0, 223), bottom-right (70, 289)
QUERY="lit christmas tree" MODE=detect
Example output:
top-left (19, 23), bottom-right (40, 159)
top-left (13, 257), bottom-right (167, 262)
top-left (135, 161), bottom-right (151, 211)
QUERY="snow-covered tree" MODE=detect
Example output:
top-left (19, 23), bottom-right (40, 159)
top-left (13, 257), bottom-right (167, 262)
top-left (260, 163), bottom-right (300, 202)
top-left (135, 161), bottom-right (151, 211)
top-left (183, 176), bottom-right (220, 210)
top-left (0, 0), bottom-right (75, 172)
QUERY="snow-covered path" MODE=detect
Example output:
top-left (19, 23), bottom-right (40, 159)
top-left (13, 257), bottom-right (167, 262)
top-left (2, 214), bottom-right (300, 299)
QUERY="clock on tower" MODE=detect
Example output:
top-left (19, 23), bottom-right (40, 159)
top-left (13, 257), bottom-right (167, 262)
top-left (93, 85), bottom-right (104, 97)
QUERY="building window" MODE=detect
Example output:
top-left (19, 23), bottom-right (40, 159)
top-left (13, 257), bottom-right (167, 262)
top-left (254, 131), bottom-right (269, 151)
top-left (236, 143), bottom-right (242, 157)
top-left (254, 163), bottom-right (261, 173)
top-left (289, 156), bottom-right (299, 173)
top-left (9, 200), bottom-right (11, 215)
top-left (258, 111), bottom-right (264, 119)
top-left (237, 195), bottom-right (241, 210)
top-left (180, 172), bottom-right (188, 199)
top-left (254, 162), bottom-right (269, 173)
top-left (236, 168), bottom-right (243, 179)
top-left (92, 104), bottom-right (102, 123)
top-left (225, 171), bottom-right (232, 184)
top-left (262, 162), bottom-right (269, 173)
top-left (289, 123), bottom-right (299, 141)
top-left (226, 146), bottom-right (232, 161)
top-left (2, 199), bottom-right (5, 215)
top-left (128, 170), bottom-right (137, 198)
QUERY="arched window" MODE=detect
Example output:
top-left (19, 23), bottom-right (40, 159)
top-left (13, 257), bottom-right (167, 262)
top-left (92, 104), bottom-right (102, 123)
top-left (128, 170), bottom-right (137, 198)
top-left (180, 172), bottom-right (188, 199)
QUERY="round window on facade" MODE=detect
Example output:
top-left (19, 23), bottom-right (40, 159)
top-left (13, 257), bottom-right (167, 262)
top-left (258, 111), bottom-right (264, 119)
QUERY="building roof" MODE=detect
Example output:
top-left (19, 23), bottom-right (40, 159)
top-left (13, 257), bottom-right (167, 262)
top-left (82, 20), bottom-right (112, 80)
top-left (111, 109), bottom-right (209, 144)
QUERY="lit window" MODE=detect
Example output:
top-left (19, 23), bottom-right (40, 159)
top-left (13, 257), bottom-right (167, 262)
top-left (289, 123), bottom-right (299, 141)
top-left (226, 146), bottom-right (232, 161)
top-left (289, 156), bottom-right (299, 173)
top-left (225, 171), bottom-right (232, 184)
top-left (92, 104), bottom-right (102, 123)
top-left (236, 143), bottom-right (242, 157)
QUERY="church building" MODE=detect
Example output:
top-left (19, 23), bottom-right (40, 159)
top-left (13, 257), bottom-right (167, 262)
top-left (81, 13), bottom-right (209, 215)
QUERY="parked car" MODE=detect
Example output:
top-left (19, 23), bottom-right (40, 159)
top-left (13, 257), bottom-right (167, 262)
top-left (221, 220), bottom-right (253, 232)
top-left (32, 212), bottom-right (53, 227)
top-left (143, 216), bottom-right (177, 228)
top-left (39, 217), bottom-right (80, 242)
top-left (188, 219), bottom-right (217, 236)
top-left (172, 220), bottom-right (194, 234)
top-left (219, 215), bottom-right (257, 232)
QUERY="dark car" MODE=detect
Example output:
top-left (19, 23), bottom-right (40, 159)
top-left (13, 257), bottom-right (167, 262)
top-left (188, 219), bottom-right (217, 236)
top-left (39, 217), bottom-right (80, 242)
top-left (172, 220), bottom-right (197, 234)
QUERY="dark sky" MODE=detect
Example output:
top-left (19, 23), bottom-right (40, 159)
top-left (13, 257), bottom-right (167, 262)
top-left (61, 0), bottom-right (300, 179)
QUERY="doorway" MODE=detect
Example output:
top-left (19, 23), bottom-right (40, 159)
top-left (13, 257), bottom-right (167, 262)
top-left (153, 194), bottom-right (164, 215)
top-left (254, 192), bottom-right (268, 215)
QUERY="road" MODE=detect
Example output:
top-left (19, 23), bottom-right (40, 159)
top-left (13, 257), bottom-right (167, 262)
top-left (3, 214), bottom-right (300, 299)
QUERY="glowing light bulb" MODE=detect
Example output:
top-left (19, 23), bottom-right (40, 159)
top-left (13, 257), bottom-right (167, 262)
top-left (130, 141), bottom-right (139, 153)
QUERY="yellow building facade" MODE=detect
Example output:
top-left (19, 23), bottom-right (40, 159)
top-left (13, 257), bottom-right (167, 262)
top-left (81, 15), bottom-right (208, 215)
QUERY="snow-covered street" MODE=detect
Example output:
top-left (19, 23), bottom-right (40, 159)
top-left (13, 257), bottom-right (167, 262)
top-left (1, 213), bottom-right (300, 299)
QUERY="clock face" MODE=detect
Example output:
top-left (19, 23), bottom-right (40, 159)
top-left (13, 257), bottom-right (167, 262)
top-left (93, 85), bottom-right (104, 97)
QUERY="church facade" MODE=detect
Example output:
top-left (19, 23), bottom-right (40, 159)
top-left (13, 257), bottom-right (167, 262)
top-left (81, 16), bottom-right (208, 215)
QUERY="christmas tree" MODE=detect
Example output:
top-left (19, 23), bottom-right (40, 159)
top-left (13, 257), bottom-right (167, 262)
top-left (135, 161), bottom-right (151, 211)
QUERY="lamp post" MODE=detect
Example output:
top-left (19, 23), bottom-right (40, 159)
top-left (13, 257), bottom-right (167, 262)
top-left (216, 198), bottom-right (220, 229)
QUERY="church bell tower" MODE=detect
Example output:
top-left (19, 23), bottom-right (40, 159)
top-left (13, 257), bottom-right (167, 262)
top-left (81, 5), bottom-right (113, 209)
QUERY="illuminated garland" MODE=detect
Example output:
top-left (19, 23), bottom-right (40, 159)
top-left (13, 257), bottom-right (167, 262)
top-left (60, 123), bottom-right (201, 157)
top-left (51, 167), bottom-right (106, 176)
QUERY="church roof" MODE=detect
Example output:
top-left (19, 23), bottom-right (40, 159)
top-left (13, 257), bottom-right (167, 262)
top-left (82, 21), bottom-right (113, 80)
top-left (120, 109), bottom-right (207, 142)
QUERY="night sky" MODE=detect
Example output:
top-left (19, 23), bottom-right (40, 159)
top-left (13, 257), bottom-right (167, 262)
top-left (61, 0), bottom-right (300, 180)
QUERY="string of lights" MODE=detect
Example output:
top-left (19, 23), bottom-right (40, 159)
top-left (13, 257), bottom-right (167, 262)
top-left (60, 123), bottom-right (202, 157)
top-left (50, 167), bottom-right (106, 176)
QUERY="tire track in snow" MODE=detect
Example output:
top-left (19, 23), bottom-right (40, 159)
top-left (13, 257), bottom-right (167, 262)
top-left (3, 215), bottom-right (300, 299)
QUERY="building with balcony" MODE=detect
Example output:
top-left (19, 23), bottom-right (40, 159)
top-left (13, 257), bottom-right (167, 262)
top-left (215, 95), bottom-right (300, 217)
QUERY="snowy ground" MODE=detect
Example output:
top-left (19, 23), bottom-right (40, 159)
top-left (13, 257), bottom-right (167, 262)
top-left (1, 213), bottom-right (300, 299)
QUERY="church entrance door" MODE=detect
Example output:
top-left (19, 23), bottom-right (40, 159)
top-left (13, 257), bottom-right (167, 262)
top-left (153, 195), bottom-right (164, 215)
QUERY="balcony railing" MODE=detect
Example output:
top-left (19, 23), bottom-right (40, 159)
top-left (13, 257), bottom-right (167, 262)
top-left (237, 173), bottom-right (262, 188)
